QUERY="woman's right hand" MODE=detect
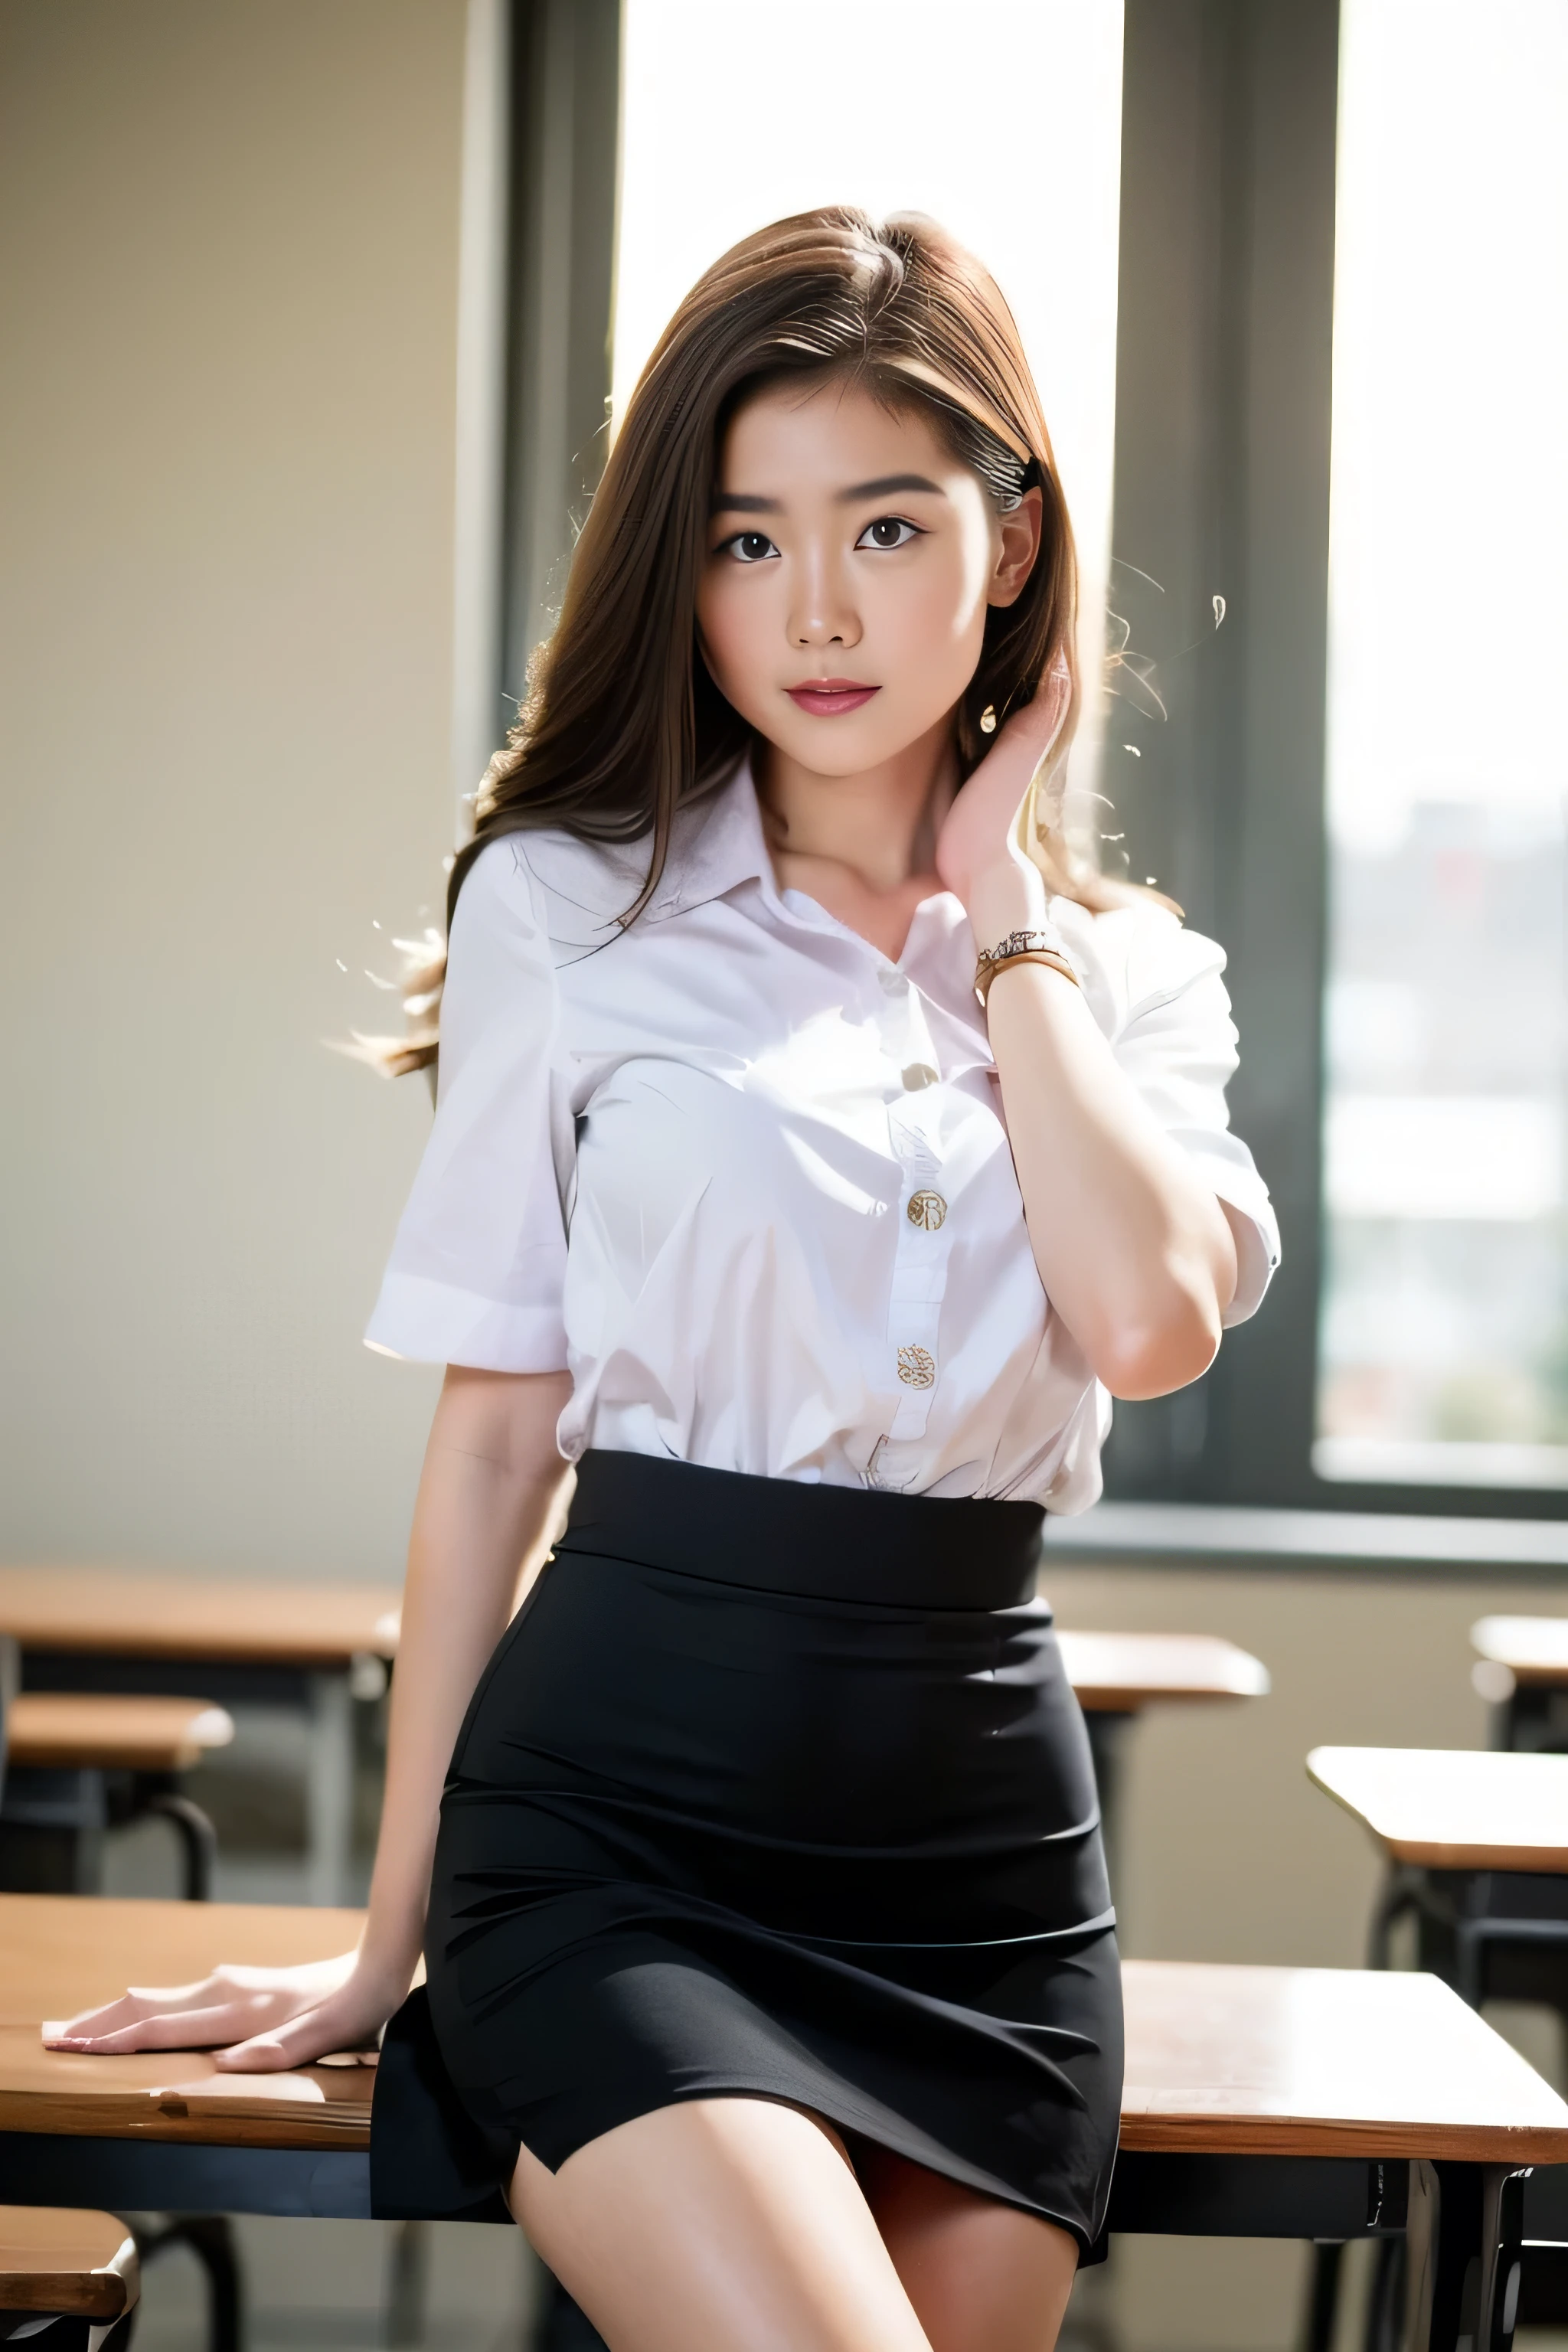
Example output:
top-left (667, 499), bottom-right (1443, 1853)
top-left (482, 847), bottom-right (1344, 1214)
top-left (42, 1949), bottom-right (410, 2072)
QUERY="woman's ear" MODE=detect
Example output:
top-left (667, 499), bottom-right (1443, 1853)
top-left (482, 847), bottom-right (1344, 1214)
top-left (988, 483), bottom-right (1044, 609)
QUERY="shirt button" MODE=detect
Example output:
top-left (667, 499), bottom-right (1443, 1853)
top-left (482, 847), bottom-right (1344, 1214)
top-left (906, 1190), bottom-right (947, 1231)
top-left (897, 1344), bottom-right (937, 1389)
top-left (901, 1062), bottom-right (939, 1091)
top-left (879, 967), bottom-right (908, 995)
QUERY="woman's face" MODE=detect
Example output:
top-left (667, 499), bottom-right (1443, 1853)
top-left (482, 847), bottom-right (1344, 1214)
top-left (696, 377), bottom-right (1040, 778)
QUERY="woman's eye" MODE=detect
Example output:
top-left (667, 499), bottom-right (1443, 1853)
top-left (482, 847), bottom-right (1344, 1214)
top-left (725, 531), bottom-right (779, 564)
top-left (857, 516), bottom-right (921, 551)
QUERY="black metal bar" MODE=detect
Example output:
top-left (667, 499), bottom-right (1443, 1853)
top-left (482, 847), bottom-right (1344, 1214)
top-left (143, 1787), bottom-right (219, 1901)
top-left (136, 2213), bottom-right (244, 2352)
top-left (1106, 2153), bottom-right (1408, 2240)
top-left (0, 2134), bottom-right (372, 2219)
top-left (1302, 2242), bottom-right (1344, 2352)
top-left (18, 1651), bottom-right (315, 1711)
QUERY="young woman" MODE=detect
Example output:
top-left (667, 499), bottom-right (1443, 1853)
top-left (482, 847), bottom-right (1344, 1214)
top-left (54, 211), bottom-right (1278, 2352)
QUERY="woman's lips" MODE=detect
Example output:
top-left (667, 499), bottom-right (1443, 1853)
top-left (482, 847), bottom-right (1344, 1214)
top-left (785, 680), bottom-right (880, 717)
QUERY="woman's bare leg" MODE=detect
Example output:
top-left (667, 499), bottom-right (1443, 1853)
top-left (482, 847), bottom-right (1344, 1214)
top-left (858, 2145), bottom-right (1080, 2352)
top-left (510, 2096), bottom-right (933, 2352)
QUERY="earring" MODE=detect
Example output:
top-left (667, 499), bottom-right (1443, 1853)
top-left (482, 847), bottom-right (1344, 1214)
top-left (979, 704), bottom-right (998, 735)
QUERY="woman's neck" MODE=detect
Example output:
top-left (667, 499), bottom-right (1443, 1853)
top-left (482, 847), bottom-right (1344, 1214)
top-left (755, 719), bottom-right (958, 961)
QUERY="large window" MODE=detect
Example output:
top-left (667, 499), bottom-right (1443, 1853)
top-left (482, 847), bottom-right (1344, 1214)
top-left (1315, 0), bottom-right (1568, 1490)
top-left (613, 0), bottom-right (1126, 814)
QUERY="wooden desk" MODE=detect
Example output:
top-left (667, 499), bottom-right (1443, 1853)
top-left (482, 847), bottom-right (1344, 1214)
top-left (1057, 1632), bottom-right (1270, 1715)
top-left (1056, 1631), bottom-right (1270, 1880)
top-left (1307, 1743), bottom-right (1568, 2035)
top-left (1, 1893), bottom-right (1564, 2352)
top-left (0, 1569), bottom-right (399, 1671)
top-left (1473, 1616), bottom-right (1568, 1687)
top-left (0, 2203), bottom-right (137, 2321)
top-left (0, 1570), bottom-right (400, 1904)
top-left (1307, 1746), bottom-right (1568, 1875)
top-left (6, 1696), bottom-right (234, 1775)
top-left (1472, 1617), bottom-right (1568, 1759)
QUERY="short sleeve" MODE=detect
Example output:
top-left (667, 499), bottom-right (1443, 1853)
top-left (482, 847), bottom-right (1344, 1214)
top-left (1055, 900), bottom-right (1282, 1327)
top-left (364, 838), bottom-right (571, 1372)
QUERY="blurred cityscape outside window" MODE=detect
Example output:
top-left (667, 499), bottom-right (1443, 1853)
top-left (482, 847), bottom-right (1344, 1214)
top-left (1317, 0), bottom-right (1568, 1486)
top-left (612, 0), bottom-right (1125, 821)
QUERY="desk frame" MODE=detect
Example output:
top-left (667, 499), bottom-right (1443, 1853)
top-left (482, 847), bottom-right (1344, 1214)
top-left (2, 2130), bottom-right (1560, 2352)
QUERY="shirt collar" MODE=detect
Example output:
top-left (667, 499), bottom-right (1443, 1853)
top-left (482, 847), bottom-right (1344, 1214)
top-left (642, 757), bottom-right (771, 921)
top-left (515, 757), bottom-right (767, 937)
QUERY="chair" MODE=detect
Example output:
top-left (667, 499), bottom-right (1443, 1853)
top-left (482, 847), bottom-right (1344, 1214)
top-left (0, 1694), bottom-right (232, 1900)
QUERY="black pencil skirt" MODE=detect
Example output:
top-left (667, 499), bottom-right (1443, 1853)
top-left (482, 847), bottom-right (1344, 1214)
top-left (385, 1450), bottom-right (1122, 2254)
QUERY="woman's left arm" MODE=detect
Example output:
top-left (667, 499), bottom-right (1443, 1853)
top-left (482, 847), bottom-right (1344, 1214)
top-left (938, 696), bottom-right (1240, 1402)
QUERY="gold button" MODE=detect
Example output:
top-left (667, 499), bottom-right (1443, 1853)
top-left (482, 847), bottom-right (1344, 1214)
top-left (906, 1190), bottom-right (947, 1231)
top-left (897, 1344), bottom-right (937, 1389)
top-left (901, 1063), bottom-right (939, 1092)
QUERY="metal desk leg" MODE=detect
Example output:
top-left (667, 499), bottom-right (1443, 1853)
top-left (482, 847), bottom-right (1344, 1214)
top-left (133, 2212), bottom-right (244, 2352)
top-left (1404, 2162), bottom-right (1529, 2352)
top-left (385, 2217), bottom-right (430, 2347)
top-left (306, 1672), bottom-right (354, 1907)
top-left (1305, 2240), bottom-right (1344, 2352)
top-left (143, 1788), bottom-right (219, 1901)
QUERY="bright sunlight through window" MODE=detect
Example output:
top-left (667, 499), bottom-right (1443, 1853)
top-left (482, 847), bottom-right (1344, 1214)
top-left (1315, 0), bottom-right (1568, 1487)
top-left (612, 0), bottom-right (1125, 819)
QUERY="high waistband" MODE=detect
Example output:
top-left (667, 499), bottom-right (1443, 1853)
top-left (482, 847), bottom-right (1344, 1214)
top-left (554, 1451), bottom-right (1044, 1612)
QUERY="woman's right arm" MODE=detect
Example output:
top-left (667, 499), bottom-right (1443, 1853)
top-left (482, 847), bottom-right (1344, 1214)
top-left (47, 1364), bottom-right (573, 2067)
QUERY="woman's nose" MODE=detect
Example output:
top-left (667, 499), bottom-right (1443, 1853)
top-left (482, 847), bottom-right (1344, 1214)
top-left (789, 552), bottom-right (861, 651)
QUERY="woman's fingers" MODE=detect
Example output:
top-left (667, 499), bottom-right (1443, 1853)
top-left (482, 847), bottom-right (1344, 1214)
top-left (215, 1990), bottom-right (381, 2073)
top-left (47, 2001), bottom-right (271, 2056)
top-left (46, 1977), bottom-right (219, 2045)
top-left (44, 1956), bottom-right (360, 2056)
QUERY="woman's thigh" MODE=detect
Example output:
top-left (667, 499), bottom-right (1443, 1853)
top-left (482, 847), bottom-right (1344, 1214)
top-left (857, 2144), bottom-right (1080, 2352)
top-left (509, 2096), bottom-right (933, 2352)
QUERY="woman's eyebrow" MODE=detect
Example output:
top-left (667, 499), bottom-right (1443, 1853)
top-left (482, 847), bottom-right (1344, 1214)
top-left (835, 472), bottom-right (944, 502)
top-left (710, 472), bottom-right (946, 518)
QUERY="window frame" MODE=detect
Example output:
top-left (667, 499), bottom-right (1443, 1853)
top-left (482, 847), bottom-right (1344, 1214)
top-left (1101, 0), bottom-right (1568, 1524)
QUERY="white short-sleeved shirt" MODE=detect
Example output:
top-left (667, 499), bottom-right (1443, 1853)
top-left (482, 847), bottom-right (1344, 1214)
top-left (367, 762), bottom-right (1279, 1511)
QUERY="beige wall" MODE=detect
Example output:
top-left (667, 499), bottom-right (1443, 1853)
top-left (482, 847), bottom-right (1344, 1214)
top-left (2, 0), bottom-right (466, 1579)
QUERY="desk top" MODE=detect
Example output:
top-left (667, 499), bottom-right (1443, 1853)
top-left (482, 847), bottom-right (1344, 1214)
top-left (1118, 1957), bottom-right (1568, 2160)
top-left (1054, 1632), bottom-right (1269, 1713)
top-left (1307, 1745), bottom-right (1568, 1874)
top-left (0, 1569), bottom-right (400, 1668)
top-left (0, 2204), bottom-right (136, 2319)
top-left (0, 1575), bottom-right (1269, 1710)
top-left (0, 1897), bottom-right (374, 2152)
top-left (5, 1695), bottom-right (235, 1774)
top-left (4, 1898), bottom-right (1566, 2167)
top-left (1472, 1615), bottom-right (1568, 1687)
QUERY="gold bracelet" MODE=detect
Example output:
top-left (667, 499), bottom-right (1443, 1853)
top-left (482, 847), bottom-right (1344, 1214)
top-left (974, 930), bottom-right (1081, 1008)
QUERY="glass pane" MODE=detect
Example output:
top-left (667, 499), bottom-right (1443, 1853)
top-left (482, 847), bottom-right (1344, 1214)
top-left (1316, 0), bottom-right (1568, 1486)
top-left (613, 0), bottom-right (1125, 816)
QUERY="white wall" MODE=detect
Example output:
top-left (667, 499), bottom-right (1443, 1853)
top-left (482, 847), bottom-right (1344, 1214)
top-left (1, 0), bottom-right (466, 1579)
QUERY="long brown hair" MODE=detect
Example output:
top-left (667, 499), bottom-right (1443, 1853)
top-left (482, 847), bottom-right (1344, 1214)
top-left (376, 208), bottom-right (1135, 1078)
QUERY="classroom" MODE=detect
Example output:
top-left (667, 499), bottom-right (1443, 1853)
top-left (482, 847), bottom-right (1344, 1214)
top-left (3, 4), bottom-right (1567, 2350)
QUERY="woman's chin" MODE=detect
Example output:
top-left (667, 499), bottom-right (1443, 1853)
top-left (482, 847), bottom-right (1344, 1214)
top-left (756, 710), bottom-right (953, 781)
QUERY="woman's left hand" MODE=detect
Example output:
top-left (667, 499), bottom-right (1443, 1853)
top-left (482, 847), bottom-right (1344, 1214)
top-left (934, 662), bottom-right (1072, 916)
